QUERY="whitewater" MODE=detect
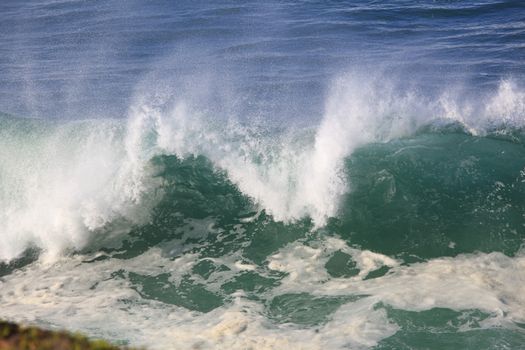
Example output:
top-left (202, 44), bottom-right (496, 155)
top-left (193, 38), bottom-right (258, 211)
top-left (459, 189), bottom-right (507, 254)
top-left (1, 1), bottom-right (525, 349)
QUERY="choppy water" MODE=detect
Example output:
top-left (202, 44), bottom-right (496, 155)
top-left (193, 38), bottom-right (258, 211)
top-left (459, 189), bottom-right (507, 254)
top-left (1, 1), bottom-right (525, 349)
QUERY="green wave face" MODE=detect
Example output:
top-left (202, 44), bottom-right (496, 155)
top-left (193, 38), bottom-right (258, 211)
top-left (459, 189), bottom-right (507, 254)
top-left (337, 132), bottom-right (525, 259)
top-left (108, 130), bottom-right (525, 262)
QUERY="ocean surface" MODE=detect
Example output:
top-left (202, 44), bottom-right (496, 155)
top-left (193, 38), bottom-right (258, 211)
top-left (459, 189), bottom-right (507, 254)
top-left (1, 1), bottom-right (525, 349)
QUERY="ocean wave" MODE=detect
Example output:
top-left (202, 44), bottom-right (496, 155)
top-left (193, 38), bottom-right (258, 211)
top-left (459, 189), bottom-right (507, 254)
top-left (0, 77), bottom-right (524, 263)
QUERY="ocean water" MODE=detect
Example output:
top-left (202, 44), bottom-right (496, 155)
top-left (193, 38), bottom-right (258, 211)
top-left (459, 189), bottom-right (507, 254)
top-left (1, 1), bottom-right (525, 349)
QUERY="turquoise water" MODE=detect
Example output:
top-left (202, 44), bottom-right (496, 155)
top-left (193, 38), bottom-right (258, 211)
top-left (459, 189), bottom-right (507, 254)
top-left (1, 1), bottom-right (525, 349)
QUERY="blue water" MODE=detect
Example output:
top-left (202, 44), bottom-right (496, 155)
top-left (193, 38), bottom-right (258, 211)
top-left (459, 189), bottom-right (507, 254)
top-left (1, 1), bottom-right (525, 349)
top-left (1, 1), bottom-right (524, 119)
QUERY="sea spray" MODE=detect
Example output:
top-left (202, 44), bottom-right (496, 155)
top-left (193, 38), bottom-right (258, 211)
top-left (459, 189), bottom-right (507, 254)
top-left (0, 117), bottom-right (159, 262)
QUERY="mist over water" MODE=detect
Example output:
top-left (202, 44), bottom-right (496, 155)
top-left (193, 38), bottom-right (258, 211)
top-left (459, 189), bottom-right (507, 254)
top-left (2, 0), bottom-right (524, 119)
top-left (1, 1), bottom-right (525, 349)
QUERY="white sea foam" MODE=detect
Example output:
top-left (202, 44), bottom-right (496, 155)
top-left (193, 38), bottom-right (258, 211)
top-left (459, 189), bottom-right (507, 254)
top-left (0, 236), bottom-right (523, 349)
top-left (267, 237), bottom-right (525, 325)
top-left (0, 246), bottom-right (395, 349)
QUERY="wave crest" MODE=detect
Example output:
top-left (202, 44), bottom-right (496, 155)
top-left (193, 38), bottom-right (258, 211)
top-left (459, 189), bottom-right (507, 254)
top-left (1, 75), bottom-right (524, 262)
